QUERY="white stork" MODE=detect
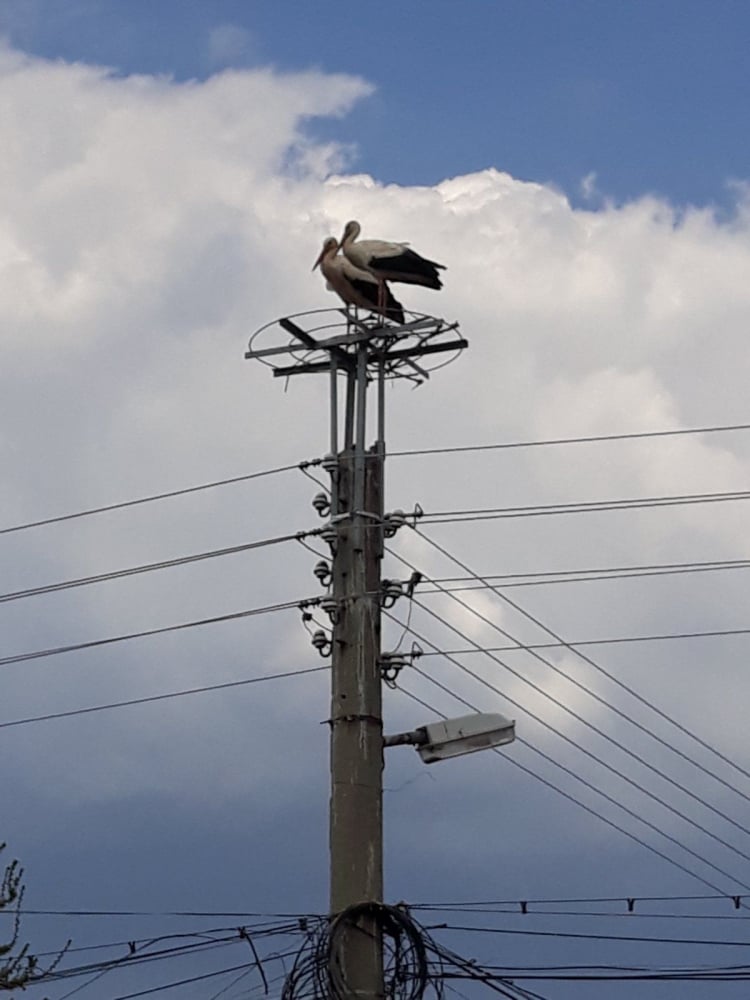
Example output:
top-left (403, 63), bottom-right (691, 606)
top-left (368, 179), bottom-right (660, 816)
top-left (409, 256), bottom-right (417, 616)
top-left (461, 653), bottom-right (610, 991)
top-left (313, 237), bottom-right (405, 323)
top-left (339, 220), bottom-right (445, 296)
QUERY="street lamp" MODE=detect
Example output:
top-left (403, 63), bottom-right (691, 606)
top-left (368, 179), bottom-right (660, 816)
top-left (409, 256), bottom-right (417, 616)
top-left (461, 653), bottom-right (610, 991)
top-left (384, 712), bottom-right (516, 763)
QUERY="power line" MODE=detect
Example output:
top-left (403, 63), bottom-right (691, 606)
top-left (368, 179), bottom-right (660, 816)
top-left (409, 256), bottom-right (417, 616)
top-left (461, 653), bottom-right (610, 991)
top-left (0, 464), bottom-right (299, 537)
top-left (409, 528), bottom-right (750, 787)
top-left (429, 923), bottom-right (750, 947)
top-left (415, 909), bottom-right (750, 922)
top-left (412, 894), bottom-right (740, 907)
top-left (389, 420), bottom-right (750, 457)
top-left (0, 664), bottom-right (328, 730)
top-left (401, 656), bottom-right (750, 894)
top-left (13, 910), bottom-right (315, 919)
top-left (18, 900), bottom-right (747, 920)
top-left (48, 934), bottom-right (241, 982)
top-left (397, 684), bottom-right (739, 897)
top-left (400, 601), bottom-right (750, 862)
top-left (5, 420), bottom-right (746, 538)
top-left (48, 942), bottom-right (300, 999)
top-left (416, 625), bottom-right (750, 655)
top-left (389, 550), bottom-right (750, 831)
top-left (0, 531), bottom-right (315, 606)
top-left (106, 960), bottom-right (274, 1000)
top-left (421, 488), bottom-right (750, 524)
top-left (0, 598), bottom-right (314, 667)
top-left (426, 557), bottom-right (750, 589)
top-left (6, 420), bottom-right (748, 539)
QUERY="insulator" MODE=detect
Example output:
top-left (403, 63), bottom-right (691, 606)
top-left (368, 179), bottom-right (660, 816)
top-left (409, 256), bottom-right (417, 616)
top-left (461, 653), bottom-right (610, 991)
top-left (383, 509), bottom-right (406, 538)
top-left (319, 523), bottom-right (337, 550)
top-left (379, 651), bottom-right (409, 686)
top-left (320, 596), bottom-right (339, 623)
top-left (313, 559), bottom-right (332, 587)
top-left (321, 452), bottom-right (338, 474)
top-left (311, 630), bottom-right (331, 657)
top-left (380, 579), bottom-right (404, 608)
top-left (312, 492), bottom-right (330, 517)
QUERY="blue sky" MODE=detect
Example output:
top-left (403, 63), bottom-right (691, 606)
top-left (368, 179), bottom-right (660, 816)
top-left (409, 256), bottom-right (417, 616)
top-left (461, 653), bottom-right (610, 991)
top-left (2, 4), bottom-right (750, 999)
top-left (3, 0), bottom-right (749, 208)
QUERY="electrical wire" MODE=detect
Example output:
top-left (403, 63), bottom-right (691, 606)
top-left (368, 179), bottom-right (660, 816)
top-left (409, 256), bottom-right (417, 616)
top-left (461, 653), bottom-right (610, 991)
top-left (19, 901), bottom-right (748, 922)
top-left (413, 894), bottom-right (734, 906)
top-left (6, 420), bottom-right (746, 536)
top-left (0, 465), bottom-right (300, 537)
top-left (0, 598), bottom-right (315, 668)
top-left (427, 923), bottom-right (750, 947)
top-left (0, 531), bottom-right (315, 606)
top-left (0, 665), bottom-right (328, 731)
top-left (388, 595), bottom-right (750, 858)
top-left (425, 937), bottom-right (548, 1000)
top-left (425, 556), bottom-right (750, 590)
top-left (420, 488), bottom-right (750, 525)
top-left (48, 934), bottom-right (239, 982)
top-left (13, 909), bottom-right (316, 918)
top-left (389, 420), bottom-right (750, 458)
top-left (40, 927), bottom-right (303, 998)
top-left (106, 959), bottom-right (275, 1000)
top-left (409, 527), bottom-right (750, 786)
top-left (416, 625), bottom-right (750, 655)
top-left (418, 908), bottom-right (750, 922)
top-left (396, 678), bottom-right (745, 897)
top-left (402, 656), bottom-right (750, 893)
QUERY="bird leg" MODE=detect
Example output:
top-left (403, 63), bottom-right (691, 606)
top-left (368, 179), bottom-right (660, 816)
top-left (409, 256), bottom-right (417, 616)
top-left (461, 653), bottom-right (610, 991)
top-left (377, 280), bottom-right (386, 320)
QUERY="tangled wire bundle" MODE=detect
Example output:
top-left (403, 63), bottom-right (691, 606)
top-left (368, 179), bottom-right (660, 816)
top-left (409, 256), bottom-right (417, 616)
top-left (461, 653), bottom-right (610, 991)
top-left (282, 902), bottom-right (441, 1000)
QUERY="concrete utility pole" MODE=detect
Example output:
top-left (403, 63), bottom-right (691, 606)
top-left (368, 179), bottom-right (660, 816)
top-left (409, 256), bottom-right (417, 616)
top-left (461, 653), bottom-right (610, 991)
top-left (328, 395), bottom-right (385, 996)
top-left (245, 308), bottom-right (467, 999)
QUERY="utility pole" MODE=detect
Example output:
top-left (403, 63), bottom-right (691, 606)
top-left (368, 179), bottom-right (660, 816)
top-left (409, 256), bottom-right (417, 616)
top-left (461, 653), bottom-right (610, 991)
top-left (328, 347), bottom-right (385, 999)
top-left (245, 309), bottom-right (467, 998)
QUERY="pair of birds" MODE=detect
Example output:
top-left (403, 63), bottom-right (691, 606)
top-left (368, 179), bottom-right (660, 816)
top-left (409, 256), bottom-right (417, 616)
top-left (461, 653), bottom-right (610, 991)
top-left (313, 220), bottom-right (445, 325)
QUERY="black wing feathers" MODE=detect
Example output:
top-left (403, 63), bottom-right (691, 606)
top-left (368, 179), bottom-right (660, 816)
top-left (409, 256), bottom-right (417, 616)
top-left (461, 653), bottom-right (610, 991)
top-left (367, 248), bottom-right (444, 289)
top-left (350, 277), bottom-right (405, 324)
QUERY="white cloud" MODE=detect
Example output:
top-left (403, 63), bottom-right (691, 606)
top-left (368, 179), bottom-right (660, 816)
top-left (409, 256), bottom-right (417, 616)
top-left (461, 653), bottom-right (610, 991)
top-left (2, 44), bottom-right (750, 917)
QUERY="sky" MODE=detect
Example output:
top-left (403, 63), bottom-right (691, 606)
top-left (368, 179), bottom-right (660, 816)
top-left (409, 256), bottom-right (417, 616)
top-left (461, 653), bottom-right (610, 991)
top-left (1, 2), bottom-right (750, 998)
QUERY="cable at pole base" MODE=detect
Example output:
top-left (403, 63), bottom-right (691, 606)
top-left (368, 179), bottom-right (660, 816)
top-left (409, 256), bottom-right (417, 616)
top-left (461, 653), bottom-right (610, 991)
top-left (281, 903), bottom-right (438, 1000)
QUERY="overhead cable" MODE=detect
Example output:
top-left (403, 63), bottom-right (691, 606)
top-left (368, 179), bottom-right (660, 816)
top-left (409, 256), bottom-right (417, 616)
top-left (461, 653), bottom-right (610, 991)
top-left (5, 420), bottom-right (746, 537)
top-left (401, 656), bottom-right (750, 892)
top-left (412, 894), bottom-right (738, 908)
top-left (399, 603), bottom-right (750, 863)
top-left (426, 557), bottom-right (750, 589)
top-left (0, 463), bottom-right (299, 537)
top-left (410, 529), bottom-right (750, 787)
top-left (421, 488), bottom-right (750, 524)
top-left (397, 685), bottom-right (738, 898)
top-left (0, 665), bottom-right (328, 730)
top-left (0, 531), bottom-right (315, 606)
top-left (390, 553), bottom-right (750, 824)
top-left (6, 420), bottom-right (747, 537)
top-left (430, 923), bottom-right (750, 947)
top-left (389, 420), bottom-right (750, 457)
top-left (0, 598), bottom-right (314, 667)
top-left (417, 625), bottom-right (750, 655)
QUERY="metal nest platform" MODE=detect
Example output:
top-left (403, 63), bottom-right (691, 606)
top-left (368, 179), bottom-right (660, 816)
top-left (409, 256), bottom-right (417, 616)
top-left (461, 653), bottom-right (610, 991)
top-left (245, 308), bottom-right (467, 384)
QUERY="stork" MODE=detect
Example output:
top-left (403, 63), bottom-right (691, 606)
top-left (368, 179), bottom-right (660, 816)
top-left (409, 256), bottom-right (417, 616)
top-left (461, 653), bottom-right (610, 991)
top-left (313, 237), bottom-right (405, 324)
top-left (339, 220), bottom-right (445, 312)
